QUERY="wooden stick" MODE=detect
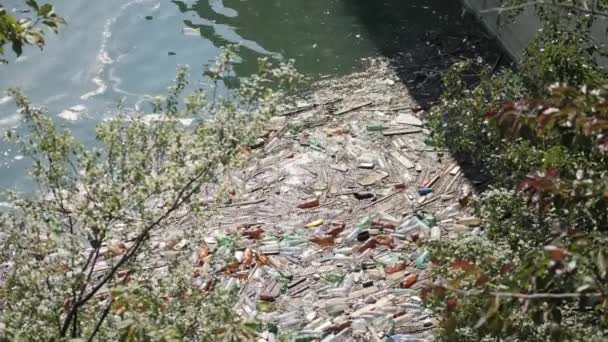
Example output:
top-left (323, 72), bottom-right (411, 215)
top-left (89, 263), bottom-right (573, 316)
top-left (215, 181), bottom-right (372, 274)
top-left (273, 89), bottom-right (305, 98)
top-left (334, 101), bottom-right (373, 116)
top-left (360, 189), bottom-right (403, 210)
top-left (439, 281), bottom-right (603, 299)
top-left (221, 199), bottom-right (266, 208)
top-left (444, 170), bottom-right (462, 193)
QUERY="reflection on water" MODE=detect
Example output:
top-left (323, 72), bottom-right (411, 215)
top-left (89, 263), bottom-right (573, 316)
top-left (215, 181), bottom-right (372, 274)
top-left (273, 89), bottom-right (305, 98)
top-left (173, 0), bottom-right (375, 77)
top-left (173, 0), bottom-right (467, 77)
top-left (0, 0), bottom-right (472, 192)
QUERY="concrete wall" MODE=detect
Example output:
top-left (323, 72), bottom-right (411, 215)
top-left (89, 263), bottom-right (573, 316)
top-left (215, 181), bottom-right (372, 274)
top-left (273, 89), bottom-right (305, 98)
top-left (463, 0), bottom-right (608, 62)
top-left (462, 0), bottom-right (540, 61)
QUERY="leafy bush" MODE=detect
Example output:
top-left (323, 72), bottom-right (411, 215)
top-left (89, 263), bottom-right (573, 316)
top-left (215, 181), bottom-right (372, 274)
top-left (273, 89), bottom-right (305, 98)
top-left (476, 189), bottom-right (547, 252)
top-left (428, 230), bottom-right (608, 340)
top-left (0, 49), bottom-right (304, 340)
top-left (427, 5), bottom-right (608, 341)
top-left (428, 62), bottom-right (525, 177)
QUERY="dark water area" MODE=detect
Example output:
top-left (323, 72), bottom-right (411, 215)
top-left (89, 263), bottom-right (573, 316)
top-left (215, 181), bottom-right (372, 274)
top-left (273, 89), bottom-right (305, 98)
top-left (0, 0), bottom-right (502, 195)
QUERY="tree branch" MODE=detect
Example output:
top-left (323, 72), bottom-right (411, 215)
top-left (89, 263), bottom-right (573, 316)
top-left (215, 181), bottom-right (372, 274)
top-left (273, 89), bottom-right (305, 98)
top-left (59, 168), bottom-right (209, 337)
top-left (439, 281), bottom-right (603, 299)
top-left (480, 0), bottom-right (608, 19)
top-left (87, 302), bottom-right (112, 342)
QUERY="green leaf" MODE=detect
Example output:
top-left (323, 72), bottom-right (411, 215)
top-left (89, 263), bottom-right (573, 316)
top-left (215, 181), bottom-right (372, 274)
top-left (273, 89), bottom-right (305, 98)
top-left (38, 4), bottom-right (52, 16)
top-left (531, 308), bottom-right (544, 324)
top-left (25, 0), bottom-right (39, 11)
top-left (597, 251), bottom-right (606, 279)
top-left (11, 40), bottom-right (22, 56)
top-left (42, 19), bottom-right (56, 28)
top-left (550, 307), bottom-right (562, 324)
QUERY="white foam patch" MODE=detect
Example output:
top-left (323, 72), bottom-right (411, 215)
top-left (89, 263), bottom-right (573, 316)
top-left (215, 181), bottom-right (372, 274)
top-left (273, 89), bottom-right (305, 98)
top-left (58, 105), bottom-right (87, 121)
top-left (141, 113), bottom-right (194, 126)
top-left (70, 105), bottom-right (87, 112)
top-left (0, 202), bottom-right (15, 209)
top-left (0, 113), bottom-right (21, 129)
top-left (103, 113), bottom-right (193, 127)
top-left (81, 0), bottom-right (158, 100)
top-left (0, 96), bottom-right (13, 106)
top-left (182, 27), bottom-right (200, 36)
top-left (108, 66), bottom-right (143, 98)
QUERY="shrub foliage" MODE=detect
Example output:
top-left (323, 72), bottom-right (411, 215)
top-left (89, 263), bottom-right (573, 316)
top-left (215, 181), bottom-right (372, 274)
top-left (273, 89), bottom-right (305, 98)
top-left (427, 4), bottom-right (608, 341)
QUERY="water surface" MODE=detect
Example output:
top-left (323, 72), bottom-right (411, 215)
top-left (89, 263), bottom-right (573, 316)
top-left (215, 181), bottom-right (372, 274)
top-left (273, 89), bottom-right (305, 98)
top-left (0, 0), bottom-right (468, 192)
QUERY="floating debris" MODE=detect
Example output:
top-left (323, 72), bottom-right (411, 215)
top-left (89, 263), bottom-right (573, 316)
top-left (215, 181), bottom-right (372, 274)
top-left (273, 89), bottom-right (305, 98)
top-left (358, 171), bottom-right (389, 186)
top-left (58, 105), bottom-right (86, 121)
top-left (112, 59), bottom-right (480, 341)
top-left (298, 198), bottom-right (320, 209)
top-left (457, 217), bottom-right (482, 226)
top-left (182, 27), bottom-right (199, 36)
top-left (393, 113), bottom-right (423, 126)
top-left (383, 128), bottom-right (422, 136)
top-left (418, 187), bottom-right (433, 196)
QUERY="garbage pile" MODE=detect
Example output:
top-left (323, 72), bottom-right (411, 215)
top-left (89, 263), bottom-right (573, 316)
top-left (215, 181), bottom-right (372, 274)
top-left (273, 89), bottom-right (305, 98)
top-left (192, 59), bottom-right (481, 341)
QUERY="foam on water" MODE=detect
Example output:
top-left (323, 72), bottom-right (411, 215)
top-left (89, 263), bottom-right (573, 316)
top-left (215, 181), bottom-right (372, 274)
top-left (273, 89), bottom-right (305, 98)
top-left (0, 113), bottom-right (21, 130)
top-left (0, 96), bottom-right (13, 105)
top-left (0, 202), bottom-right (15, 209)
top-left (81, 0), bottom-right (159, 100)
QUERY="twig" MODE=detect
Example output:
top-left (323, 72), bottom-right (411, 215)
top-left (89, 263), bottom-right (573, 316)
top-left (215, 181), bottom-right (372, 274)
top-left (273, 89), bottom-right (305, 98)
top-left (238, 264), bottom-right (259, 296)
top-left (492, 54), bottom-right (503, 73)
top-left (439, 281), bottom-right (603, 299)
top-left (444, 169), bottom-right (462, 193)
top-left (360, 190), bottom-right (403, 210)
top-left (403, 192), bottom-right (414, 209)
top-left (221, 198), bottom-right (266, 208)
top-left (427, 173), bottom-right (441, 187)
top-left (479, 0), bottom-right (608, 19)
top-left (86, 302), bottom-right (111, 342)
top-left (418, 195), bottom-right (441, 208)
top-left (334, 101), bottom-right (373, 116)
top-left (60, 169), bottom-right (209, 337)
top-left (382, 128), bottom-right (422, 136)
top-left (279, 98), bottom-right (343, 116)
top-left (280, 104), bottom-right (316, 117)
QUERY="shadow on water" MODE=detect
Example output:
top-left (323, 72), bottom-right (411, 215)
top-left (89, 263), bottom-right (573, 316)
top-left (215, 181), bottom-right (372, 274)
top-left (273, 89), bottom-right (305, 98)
top-left (344, 0), bottom-right (513, 187)
top-left (173, 0), bottom-right (508, 107)
top-left (172, 0), bottom-right (381, 77)
top-left (174, 0), bottom-right (512, 186)
top-left (0, 0), bottom-right (509, 193)
top-left (342, 0), bottom-right (509, 107)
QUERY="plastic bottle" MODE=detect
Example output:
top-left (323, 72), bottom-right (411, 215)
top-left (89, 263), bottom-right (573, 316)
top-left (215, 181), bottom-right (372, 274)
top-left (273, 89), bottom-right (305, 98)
top-left (396, 217), bottom-right (429, 236)
top-left (351, 318), bottom-right (368, 335)
top-left (341, 273), bottom-right (355, 290)
top-left (322, 287), bottom-right (348, 298)
top-left (430, 226), bottom-right (441, 241)
top-left (367, 123), bottom-right (385, 131)
top-left (345, 215), bottom-right (373, 242)
top-left (294, 331), bottom-right (322, 341)
top-left (438, 203), bottom-right (460, 219)
top-left (417, 212), bottom-right (437, 227)
top-left (414, 250), bottom-right (431, 269)
top-left (389, 335), bottom-right (420, 342)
